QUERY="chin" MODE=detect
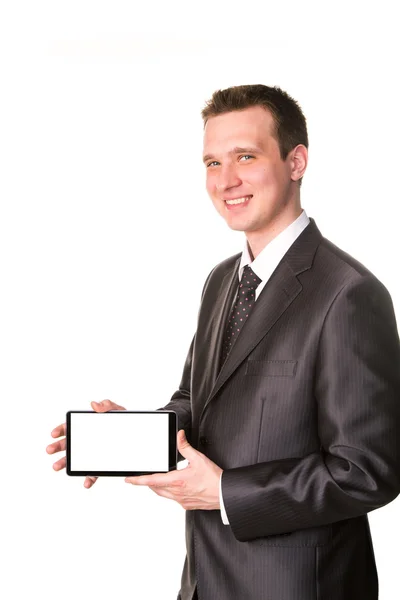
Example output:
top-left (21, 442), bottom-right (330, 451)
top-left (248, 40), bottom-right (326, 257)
top-left (224, 221), bottom-right (248, 232)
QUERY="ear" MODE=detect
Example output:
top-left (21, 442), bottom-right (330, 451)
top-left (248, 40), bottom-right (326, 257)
top-left (289, 144), bottom-right (308, 183)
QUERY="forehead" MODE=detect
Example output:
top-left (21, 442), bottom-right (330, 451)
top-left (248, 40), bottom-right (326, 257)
top-left (203, 106), bottom-right (275, 152)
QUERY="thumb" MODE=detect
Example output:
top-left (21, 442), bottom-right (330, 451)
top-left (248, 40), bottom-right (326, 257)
top-left (177, 429), bottom-right (197, 460)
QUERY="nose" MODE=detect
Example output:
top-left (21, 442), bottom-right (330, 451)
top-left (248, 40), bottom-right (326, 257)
top-left (215, 163), bottom-right (242, 193)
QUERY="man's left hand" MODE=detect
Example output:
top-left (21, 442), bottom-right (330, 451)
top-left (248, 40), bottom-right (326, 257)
top-left (125, 430), bottom-right (223, 511)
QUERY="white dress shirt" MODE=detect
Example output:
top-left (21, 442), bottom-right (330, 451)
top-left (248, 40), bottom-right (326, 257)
top-left (219, 210), bottom-right (310, 525)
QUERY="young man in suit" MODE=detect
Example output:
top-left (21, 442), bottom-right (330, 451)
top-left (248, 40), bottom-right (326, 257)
top-left (48, 85), bottom-right (400, 599)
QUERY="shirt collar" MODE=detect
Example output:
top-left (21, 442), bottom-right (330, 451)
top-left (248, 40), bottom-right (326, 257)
top-left (238, 210), bottom-right (310, 281)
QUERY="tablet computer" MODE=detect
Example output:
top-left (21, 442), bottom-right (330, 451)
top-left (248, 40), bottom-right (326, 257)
top-left (66, 410), bottom-right (177, 476)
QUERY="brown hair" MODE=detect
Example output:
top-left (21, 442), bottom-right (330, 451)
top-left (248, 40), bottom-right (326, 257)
top-left (201, 84), bottom-right (308, 186)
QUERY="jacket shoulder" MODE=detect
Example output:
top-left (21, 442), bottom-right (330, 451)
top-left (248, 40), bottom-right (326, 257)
top-left (200, 252), bottom-right (241, 299)
top-left (318, 236), bottom-right (372, 277)
top-left (315, 235), bottom-right (393, 302)
top-left (212, 252), bottom-right (241, 275)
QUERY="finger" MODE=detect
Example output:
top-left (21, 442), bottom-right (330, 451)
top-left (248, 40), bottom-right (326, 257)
top-left (148, 485), bottom-right (176, 500)
top-left (125, 475), bottom-right (184, 487)
top-left (91, 400), bottom-right (126, 412)
top-left (151, 485), bottom-right (186, 498)
top-left (180, 503), bottom-right (199, 511)
top-left (51, 423), bottom-right (66, 438)
top-left (53, 456), bottom-right (66, 471)
top-left (84, 476), bottom-right (98, 489)
top-left (46, 438), bottom-right (66, 454)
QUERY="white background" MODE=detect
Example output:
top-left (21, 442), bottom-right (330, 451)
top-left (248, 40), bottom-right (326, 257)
top-left (1, 1), bottom-right (399, 599)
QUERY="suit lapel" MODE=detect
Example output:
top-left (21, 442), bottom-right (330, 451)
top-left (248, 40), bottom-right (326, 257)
top-left (201, 218), bottom-right (322, 415)
top-left (206, 257), bottom-right (241, 389)
top-left (202, 262), bottom-right (302, 413)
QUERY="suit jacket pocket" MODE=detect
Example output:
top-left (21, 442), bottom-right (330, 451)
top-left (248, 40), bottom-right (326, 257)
top-left (245, 359), bottom-right (297, 377)
top-left (252, 524), bottom-right (332, 547)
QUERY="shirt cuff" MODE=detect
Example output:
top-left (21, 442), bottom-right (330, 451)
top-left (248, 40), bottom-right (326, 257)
top-left (219, 471), bottom-right (230, 525)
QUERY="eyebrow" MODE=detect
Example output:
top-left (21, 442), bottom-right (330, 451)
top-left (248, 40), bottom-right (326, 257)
top-left (202, 146), bottom-right (263, 164)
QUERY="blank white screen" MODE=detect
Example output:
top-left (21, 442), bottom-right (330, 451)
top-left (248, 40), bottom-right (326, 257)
top-left (70, 412), bottom-right (170, 472)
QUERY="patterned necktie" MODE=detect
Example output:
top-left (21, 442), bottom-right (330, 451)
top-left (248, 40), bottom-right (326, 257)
top-left (220, 264), bottom-right (262, 366)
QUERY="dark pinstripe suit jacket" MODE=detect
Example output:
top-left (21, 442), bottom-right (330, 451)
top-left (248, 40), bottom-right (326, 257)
top-left (161, 218), bottom-right (400, 600)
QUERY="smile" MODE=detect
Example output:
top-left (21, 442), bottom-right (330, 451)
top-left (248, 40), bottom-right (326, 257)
top-left (224, 195), bottom-right (252, 208)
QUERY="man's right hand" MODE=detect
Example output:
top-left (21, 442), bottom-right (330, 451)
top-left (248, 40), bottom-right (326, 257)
top-left (46, 399), bottom-right (126, 488)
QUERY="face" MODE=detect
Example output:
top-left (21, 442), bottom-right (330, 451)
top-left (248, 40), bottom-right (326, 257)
top-left (203, 106), bottom-right (304, 241)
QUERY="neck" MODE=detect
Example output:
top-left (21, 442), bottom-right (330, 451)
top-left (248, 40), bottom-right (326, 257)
top-left (246, 205), bottom-right (303, 259)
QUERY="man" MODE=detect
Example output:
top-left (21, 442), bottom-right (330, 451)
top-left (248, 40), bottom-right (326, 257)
top-left (48, 85), bottom-right (400, 599)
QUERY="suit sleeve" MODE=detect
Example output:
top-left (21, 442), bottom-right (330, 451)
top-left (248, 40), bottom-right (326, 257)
top-left (156, 334), bottom-right (195, 459)
top-left (156, 267), bottom-right (215, 460)
top-left (221, 274), bottom-right (400, 542)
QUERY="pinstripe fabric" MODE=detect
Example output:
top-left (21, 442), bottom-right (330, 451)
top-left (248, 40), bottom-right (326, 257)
top-left (162, 218), bottom-right (400, 600)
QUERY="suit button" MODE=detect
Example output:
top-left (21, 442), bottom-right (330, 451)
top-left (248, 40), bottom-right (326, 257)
top-left (199, 436), bottom-right (210, 445)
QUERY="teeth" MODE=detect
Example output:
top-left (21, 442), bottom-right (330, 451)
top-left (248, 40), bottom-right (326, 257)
top-left (226, 196), bottom-right (251, 205)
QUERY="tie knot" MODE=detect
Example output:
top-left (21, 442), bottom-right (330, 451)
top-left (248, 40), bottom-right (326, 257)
top-left (240, 265), bottom-right (262, 290)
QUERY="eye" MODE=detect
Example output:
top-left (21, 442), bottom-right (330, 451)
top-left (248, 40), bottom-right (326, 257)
top-left (206, 155), bottom-right (255, 168)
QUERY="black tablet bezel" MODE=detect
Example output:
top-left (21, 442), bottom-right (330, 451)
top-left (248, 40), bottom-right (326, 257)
top-left (66, 410), bottom-right (177, 476)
